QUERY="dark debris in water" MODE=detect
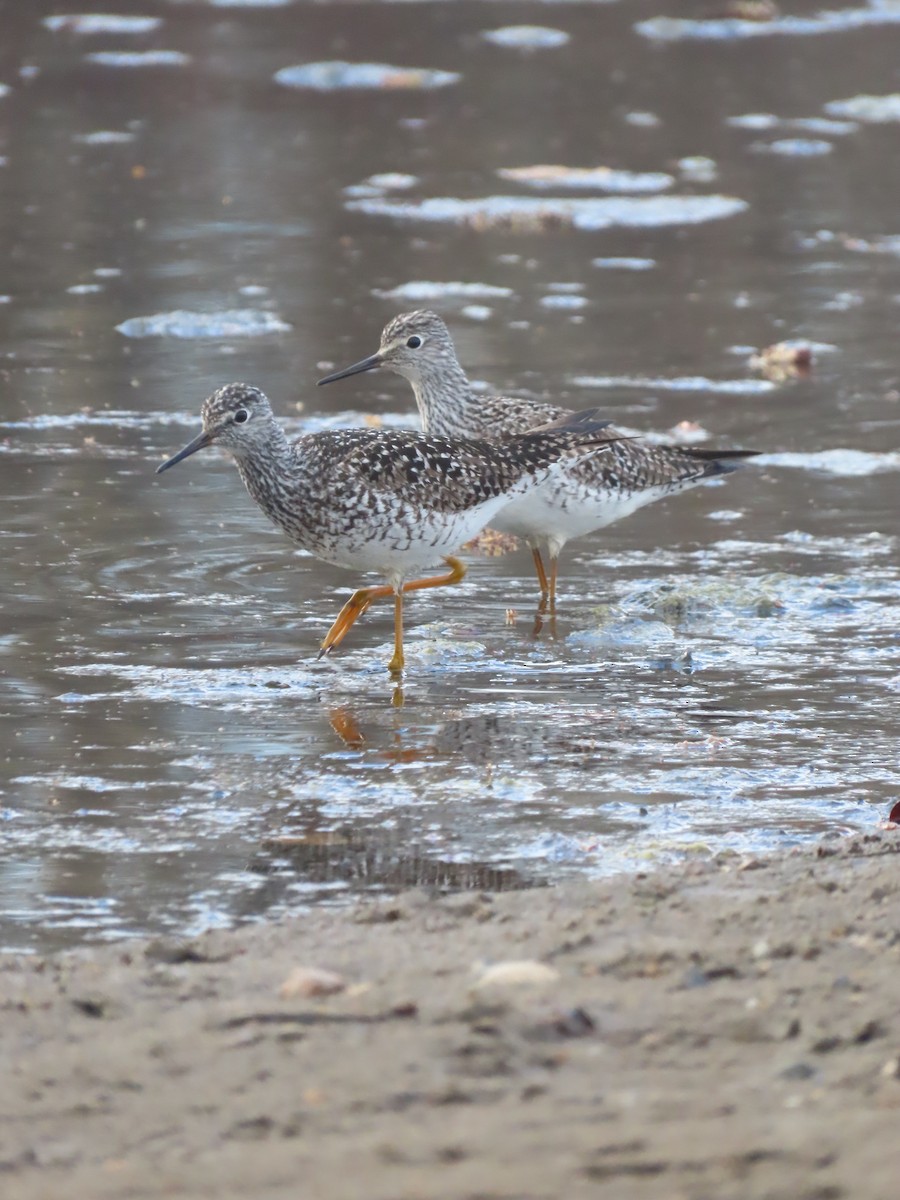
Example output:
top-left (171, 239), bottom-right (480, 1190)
top-left (749, 341), bottom-right (814, 381)
top-left (721, 0), bottom-right (781, 19)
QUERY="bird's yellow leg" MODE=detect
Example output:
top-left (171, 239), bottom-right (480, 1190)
top-left (532, 547), bottom-right (550, 608)
top-left (388, 554), bottom-right (468, 672)
top-left (399, 555), bottom-right (467, 596)
top-left (532, 553), bottom-right (560, 638)
top-left (387, 557), bottom-right (467, 674)
top-left (388, 590), bottom-right (404, 675)
top-left (318, 558), bottom-right (467, 662)
top-left (547, 556), bottom-right (559, 612)
top-left (318, 584), bottom-right (393, 658)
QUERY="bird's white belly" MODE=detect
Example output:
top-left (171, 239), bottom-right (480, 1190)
top-left (490, 480), bottom-right (688, 544)
top-left (312, 494), bottom-right (510, 584)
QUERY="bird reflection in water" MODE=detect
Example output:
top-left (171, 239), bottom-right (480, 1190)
top-left (326, 705), bottom-right (536, 767)
top-left (256, 708), bottom-right (535, 895)
top-left (251, 704), bottom-right (575, 897)
top-left (326, 704), bottom-right (514, 769)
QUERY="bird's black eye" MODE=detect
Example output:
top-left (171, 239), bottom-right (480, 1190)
top-left (233, 409), bottom-right (250, 424)
top-left (406, 335), bottom-right (422, 349)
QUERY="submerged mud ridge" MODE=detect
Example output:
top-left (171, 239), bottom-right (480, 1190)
top-left (2, 835), bottom-right (898, 1199)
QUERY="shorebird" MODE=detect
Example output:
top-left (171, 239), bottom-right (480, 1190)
top-left (319, 310), bottom-right (757, 609)
top-left (155, 382), bottom-right (625, 673)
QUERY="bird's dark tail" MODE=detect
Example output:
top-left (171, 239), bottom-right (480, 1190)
top-left (528, 406), bottom-right (615, 436)
top-left (681, 447), bottom-right (759, 477)
top-left (531, 409), bottom-right (759, 474)
top-left (523, 406), bottom-right (639, 457)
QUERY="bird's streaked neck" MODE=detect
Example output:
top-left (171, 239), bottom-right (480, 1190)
top-left (403, 358), bottom-right (484, 439)
top-left (229, 418), bottom-right (298, 506)
top-left (228, 417), bottom-right (292, 466)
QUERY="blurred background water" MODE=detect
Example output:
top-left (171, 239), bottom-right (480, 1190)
top-left (1, 0), bottom-right (898, 952)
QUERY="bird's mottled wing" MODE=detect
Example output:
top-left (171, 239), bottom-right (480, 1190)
top-left (303, 426), bottom-right (620, 516)
top-left (472, 394), bottom-right (568, 439)
top-left (312, 428), bottom-right (514, 513)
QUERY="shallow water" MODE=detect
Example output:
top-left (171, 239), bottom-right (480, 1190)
top-left (1, 0), bottom-right (899, 952)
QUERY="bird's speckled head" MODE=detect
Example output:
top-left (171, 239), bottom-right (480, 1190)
top-left (378, 310), bottom-right (458, 376)
top-left (200, 382), bottom-right (274, 443)
top-left (318, 310), bottom-right (463, 389)
top-left (156, 382), bottom-right (277, 474)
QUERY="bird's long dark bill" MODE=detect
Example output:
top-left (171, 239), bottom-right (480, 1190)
top-left (155, 429), bottom-right (213, 474)
top-left (317, 353), bottom-right (382, 386)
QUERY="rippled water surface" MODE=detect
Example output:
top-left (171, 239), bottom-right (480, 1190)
top-left (2, 0), bottom-right (899, 952)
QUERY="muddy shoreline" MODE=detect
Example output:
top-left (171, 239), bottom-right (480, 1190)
top-left (2, 834), bottom-right (898, 1198)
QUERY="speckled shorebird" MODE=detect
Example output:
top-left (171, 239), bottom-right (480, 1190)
top-left (155, 382), bottom-right (625, 673)
top-left (319, 310), bottom-right (757, 609)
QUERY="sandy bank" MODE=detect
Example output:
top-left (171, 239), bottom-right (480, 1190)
top-left (2, 834), bottom-right (898, 1199)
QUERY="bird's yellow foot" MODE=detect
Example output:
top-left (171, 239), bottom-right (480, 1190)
top-left (318, 585), bottom-right (391, 658)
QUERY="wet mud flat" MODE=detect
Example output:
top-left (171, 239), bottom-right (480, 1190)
top-left (2, 834), bottom-right (898, 1200)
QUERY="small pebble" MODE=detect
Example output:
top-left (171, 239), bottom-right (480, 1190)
top-left (781, 1061), bottom-right (816, 1080)
top-left (279, 966), bottom-right (347, 999)
top-left (472, 960), bottom-right (560, 990)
